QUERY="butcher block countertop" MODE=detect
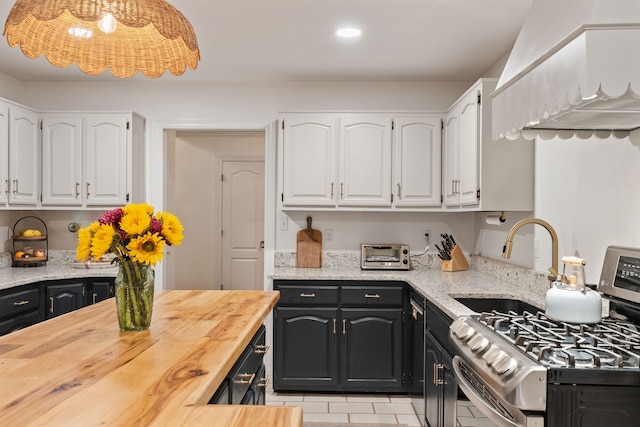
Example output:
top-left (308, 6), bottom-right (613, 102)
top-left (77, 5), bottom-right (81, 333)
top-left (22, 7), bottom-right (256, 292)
top-left (0, 290), bottom-right (302, 427)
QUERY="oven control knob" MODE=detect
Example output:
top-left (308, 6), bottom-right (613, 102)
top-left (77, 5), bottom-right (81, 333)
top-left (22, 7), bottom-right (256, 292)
top-left (453, 323), bottom-right (475, 341)
top-left (468, 334), bottom-right (490, 353)
top-left (482, 345), bottom-right (502, 366)
top-left (493, 357), bottom-right (518, 376)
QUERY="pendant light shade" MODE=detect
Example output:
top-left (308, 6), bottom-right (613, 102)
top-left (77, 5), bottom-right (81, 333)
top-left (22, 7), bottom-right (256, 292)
top-left (3, 0), bottom-right (200, 78)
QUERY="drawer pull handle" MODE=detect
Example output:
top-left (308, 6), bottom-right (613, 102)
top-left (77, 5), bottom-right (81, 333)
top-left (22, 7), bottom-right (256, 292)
top-left (93, 293), bottom-right (97, 304)
top-left (13, 300), bottom-right (30, 306)
top-left (364, 293), bottom-right (381, 299)
top-left (258, 377), bottom-right (270, 388)
top-left (333, 318), bottom-right (337, 335)
top-left (234, 373), bottom-right (256, 385)
top-left (299, 293), bottom-right (316, 298)
top-left (49, 297), bottom-right (54, 313)
top-left (433, 363), bottom-right (445, 385)
top-left (254, 345), bottom-right (270, 355)
top-left (342, 319), bottom-right (346, 335)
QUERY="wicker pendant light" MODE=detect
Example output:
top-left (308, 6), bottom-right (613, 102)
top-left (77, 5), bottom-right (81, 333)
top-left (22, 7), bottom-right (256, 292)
top-left (3, 0), bottom-right (200, 78)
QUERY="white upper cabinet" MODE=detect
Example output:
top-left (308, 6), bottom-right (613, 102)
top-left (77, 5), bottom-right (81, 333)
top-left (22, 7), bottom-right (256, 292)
top-left (442, 78), bottom-right (533, 211)
top-left (41, 116), bottom-right (83, 206)
top-left (84, 115), bottom-right (130, 206)
top-left (281, 113), bottom-right (442, 210)
top-left (338, 116), bottom-right (392, 207)
top-left (281, 114), bottom-right (337, 206)
top-left (393, 115), bottom-right (441, 207)
top-left (41, 112), bottom-right (145, 209)
top-left (8, 105), bottom-right (40, 206)
top-left (0, 101), bottom-right (8, 204)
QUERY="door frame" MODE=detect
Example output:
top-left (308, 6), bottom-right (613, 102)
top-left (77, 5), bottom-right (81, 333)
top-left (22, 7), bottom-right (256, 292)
top-left (149, 118), bottom-right (277, 291)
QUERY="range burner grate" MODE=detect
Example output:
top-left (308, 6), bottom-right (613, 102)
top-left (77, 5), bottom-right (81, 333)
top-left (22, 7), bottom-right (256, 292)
top-left (477, 310), bottom-right (640, 368)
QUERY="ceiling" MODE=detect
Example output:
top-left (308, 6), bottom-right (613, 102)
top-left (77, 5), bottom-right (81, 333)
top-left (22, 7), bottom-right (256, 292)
top-left (0, 0), bottom-right (534, 84)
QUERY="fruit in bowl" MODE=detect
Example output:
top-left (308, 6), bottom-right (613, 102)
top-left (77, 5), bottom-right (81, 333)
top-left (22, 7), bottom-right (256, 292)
top-left (20, 229), bottom-right (42, 237)
top-left (33, 249), bottom-right (46, 257)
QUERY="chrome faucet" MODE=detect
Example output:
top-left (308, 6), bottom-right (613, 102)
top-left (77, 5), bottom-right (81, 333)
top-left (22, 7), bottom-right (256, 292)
top-left (502, 217), bottom-right (559, 285)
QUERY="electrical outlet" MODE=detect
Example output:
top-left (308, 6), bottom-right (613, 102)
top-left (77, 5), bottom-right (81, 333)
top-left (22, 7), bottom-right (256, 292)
top-left (325, 229), bottom-right (334, 243)
top-left (422, 230), bottom-right (430, 245)
top-left (278, 213), bottom-right (288, 231)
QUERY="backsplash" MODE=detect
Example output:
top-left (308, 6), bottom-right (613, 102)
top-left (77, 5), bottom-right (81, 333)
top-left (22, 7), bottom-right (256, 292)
top-left (275, 250), bottom-right (550, 297)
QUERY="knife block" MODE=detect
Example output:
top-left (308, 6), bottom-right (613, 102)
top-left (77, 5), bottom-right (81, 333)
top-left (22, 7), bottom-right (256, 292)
top-left (441, 245), bottom-right (469, 272)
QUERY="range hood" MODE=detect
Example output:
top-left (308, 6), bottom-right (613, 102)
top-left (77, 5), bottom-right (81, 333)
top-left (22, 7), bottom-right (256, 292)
top-left (492, 0), bottom-right (640, 140)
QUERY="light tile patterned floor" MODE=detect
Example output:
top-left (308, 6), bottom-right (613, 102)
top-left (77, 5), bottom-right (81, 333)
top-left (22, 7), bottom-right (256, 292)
top-left (266, 390), bottom-right (497, 426)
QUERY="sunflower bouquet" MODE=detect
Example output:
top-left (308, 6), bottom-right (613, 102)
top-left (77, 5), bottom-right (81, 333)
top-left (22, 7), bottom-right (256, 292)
top-left (76, 203), bottom-right (184, 331)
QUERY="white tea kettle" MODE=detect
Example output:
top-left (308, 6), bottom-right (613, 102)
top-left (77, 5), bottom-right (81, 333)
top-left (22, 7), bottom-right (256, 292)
top-left (545, 256), bottom-right (602, 324)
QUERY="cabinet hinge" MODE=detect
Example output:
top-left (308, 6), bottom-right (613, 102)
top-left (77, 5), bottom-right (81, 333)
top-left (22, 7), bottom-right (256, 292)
top-left (126, 193), bottom-right (130, 202)
top-left (441, 118), bottom-right (444, 130)
top-left (40, 120), bottom-right (43, 130)
top-left (281, 193), bottom-right (284, 202)
top-left (391, 119), bottom-right (395, 130)
top-left (126, 120), bottom-right (130, 130)
top-left (221, 174), bottom-right (224, 182)
top-left (477, 93), bottom-right (481, 105)
top-left (476, 189), bottom-right (480, 199)
top-left (282, 119), bottom-right (284, 130)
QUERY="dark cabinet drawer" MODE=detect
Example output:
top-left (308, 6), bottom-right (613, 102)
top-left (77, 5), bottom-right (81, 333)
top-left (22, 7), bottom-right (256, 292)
top-left (341, 285), bottom-right (404, 306)
top-left (0, 310), bottom-right (40, 336)
top-left (0, 288), bottom-right (39, 318)
top-left (277, 284), bottom-right (339, 305)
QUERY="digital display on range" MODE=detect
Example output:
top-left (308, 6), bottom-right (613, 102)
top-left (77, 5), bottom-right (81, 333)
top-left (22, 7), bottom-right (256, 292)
top-left (614, 255), bottom-right (640, 293)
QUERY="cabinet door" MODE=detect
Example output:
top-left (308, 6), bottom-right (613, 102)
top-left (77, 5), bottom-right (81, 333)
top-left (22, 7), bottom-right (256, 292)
top-left (457, 89), bottom-right (480, 206)
top-left (41, 116), bottom-right (83, 206)
top-left (85, 115), bottom-right (129, 206)
top-left (393, 116), bottom-right (441, 207)
top-left (340, 308), bottom-right (404, 390)
top-left (282, 115), bottom-right (336, 206)
top-left (273, 307), bottom-right (339, 390)
top-left (46, 282), bottom-right (86, 319)
top-left (425, 331), bottom-right (440, 427)
top-left (0, 101), bottom-right (8, 204)
top-left (338, 116), bottom-right (392, 206)
top-left (90, 280), bottom-right (114, 304)
top-left (441, 112), bottom-right (458, 206)
top-left (8, 105), bottom-right (39, 205)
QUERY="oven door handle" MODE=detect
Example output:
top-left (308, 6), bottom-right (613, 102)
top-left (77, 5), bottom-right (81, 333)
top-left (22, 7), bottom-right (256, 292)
top-left (452, 356), bottom-right (522, 427)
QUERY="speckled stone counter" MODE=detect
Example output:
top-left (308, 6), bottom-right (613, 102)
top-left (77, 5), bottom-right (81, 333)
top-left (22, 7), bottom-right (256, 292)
top-left (0, 263), bottom-right (117, 291)
top-left (269, 266), bottom-right (547, 320)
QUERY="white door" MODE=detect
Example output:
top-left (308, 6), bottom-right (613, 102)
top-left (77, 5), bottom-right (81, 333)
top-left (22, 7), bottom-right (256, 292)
top-left (221, 161), bottom-right (265, 291)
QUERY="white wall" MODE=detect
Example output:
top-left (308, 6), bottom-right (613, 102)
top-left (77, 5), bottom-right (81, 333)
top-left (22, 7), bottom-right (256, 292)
top-left (476, 135), bottom-right (640, 284)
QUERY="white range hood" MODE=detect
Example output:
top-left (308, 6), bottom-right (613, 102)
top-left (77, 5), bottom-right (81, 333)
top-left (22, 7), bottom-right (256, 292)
top-left (492, 0), bottom-right (640, 140)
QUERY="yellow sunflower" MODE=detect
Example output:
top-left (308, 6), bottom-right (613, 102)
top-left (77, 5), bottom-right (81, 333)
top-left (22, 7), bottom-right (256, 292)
top-left (120, 204), bottom-right (152, 236)
top-left (90, 224), bottom-right (116, 259)
top-left (76, 222), bottom-right (97, 261)
top-left (126, 232), bottom-right (165, 266)
top-left (156, 211), bottom-right (184, 246)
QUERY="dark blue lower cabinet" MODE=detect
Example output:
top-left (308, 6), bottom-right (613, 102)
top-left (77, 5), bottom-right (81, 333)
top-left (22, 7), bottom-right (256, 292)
top-left (209, 326), bottom-right (267, 406)
top-left (273, 280), bottom-right (412, 393)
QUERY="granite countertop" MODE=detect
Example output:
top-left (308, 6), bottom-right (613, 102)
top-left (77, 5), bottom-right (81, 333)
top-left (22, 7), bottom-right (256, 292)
top-left (269, 266), bottom-right (546, 320)
top-left (0, 263), bottom-right (118, 291)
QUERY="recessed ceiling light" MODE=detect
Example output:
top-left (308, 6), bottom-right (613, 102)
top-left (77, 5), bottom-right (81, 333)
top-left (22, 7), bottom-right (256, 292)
top-left (336, 27), bottom-right (361, 38)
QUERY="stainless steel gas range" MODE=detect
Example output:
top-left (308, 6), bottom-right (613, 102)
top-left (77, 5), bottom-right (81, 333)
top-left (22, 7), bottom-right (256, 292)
top-left (450, 246), bottom-right (640, 427)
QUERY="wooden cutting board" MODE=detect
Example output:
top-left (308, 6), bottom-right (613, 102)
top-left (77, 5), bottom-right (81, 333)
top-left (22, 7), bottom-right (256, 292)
top-left (296, 216), bottom-right (322, 268)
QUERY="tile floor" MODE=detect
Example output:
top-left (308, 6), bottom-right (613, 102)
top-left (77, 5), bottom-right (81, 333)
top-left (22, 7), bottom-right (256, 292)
top-left (266, 390), bottom-right (498, 426)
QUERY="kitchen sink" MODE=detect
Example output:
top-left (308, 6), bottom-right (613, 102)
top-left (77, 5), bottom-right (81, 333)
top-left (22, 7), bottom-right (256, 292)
top-left (454, 297), bottom-right (540, 314)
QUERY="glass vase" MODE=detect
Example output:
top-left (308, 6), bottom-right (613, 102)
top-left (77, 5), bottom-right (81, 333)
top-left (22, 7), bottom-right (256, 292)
top-left (114, 261), bottom-right (155, 331)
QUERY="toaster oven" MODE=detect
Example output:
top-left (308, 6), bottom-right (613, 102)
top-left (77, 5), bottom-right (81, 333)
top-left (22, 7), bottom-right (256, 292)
top-left (361, 244), bottom-right (410, 270)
